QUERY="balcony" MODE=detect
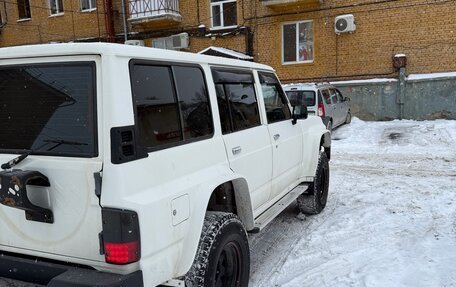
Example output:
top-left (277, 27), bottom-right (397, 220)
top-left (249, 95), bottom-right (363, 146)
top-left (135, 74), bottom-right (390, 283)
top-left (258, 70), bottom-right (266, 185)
top-left (128, 0), bottom-right (182, 28)
top-left (261, 0), bottom-right (323, 10)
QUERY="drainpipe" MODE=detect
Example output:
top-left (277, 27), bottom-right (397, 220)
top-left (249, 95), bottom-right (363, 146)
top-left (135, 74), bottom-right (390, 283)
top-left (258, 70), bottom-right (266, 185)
top-left (121, 0), bottom-right (128, 42)
top-left (393, 54), bottom-right (407, 120)
top-left (398, 67), bottom-right (406, 120)
top-left (103, 0), bottom-right (115, 42)
top-left (244, 26), bottom-right (254, 58)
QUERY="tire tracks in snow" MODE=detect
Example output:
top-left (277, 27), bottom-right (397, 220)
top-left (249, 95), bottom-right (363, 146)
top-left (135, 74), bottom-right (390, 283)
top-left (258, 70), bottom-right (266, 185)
top-left (249, 191), bottom-right (339, 287)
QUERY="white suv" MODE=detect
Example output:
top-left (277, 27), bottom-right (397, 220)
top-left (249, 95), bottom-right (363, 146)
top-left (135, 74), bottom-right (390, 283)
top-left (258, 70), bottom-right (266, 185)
top-left (284, 83), bottom-right (351, 131)
top-left (0, 43), bottom-right (331, 287)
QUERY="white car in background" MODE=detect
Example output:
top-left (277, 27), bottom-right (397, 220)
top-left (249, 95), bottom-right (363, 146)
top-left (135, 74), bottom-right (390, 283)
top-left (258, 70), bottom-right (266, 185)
top-left (284, 83), bottom-right (352, 130)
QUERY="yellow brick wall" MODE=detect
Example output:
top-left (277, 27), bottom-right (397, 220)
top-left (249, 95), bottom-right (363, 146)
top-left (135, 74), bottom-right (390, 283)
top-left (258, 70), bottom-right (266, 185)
top-left (248, 0), bottom-right (456, 82)
top-left (0, 0), bottom-right (455, 83)
top-left (0, 0), bottom-right (113, 46)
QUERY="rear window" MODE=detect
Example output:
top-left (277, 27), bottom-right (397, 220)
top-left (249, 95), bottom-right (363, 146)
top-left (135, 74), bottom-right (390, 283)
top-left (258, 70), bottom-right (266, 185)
top-left (0, 62), bottom-right (97, 157)
top-left (285, 90), bottom-right (316, 106)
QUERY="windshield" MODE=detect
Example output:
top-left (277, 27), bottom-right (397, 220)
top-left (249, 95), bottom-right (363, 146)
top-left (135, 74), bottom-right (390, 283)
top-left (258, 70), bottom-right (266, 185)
top-left (286, 90), bottom-right (316, 107)
top-left (0, 62), bottom-right (97, 157)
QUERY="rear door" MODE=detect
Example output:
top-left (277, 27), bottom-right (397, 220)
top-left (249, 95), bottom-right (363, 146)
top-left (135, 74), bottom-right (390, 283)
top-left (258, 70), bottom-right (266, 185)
top-left (212, 68), bottom-right (273, 212)
top-left (0, 57), bottom-right (104, 263)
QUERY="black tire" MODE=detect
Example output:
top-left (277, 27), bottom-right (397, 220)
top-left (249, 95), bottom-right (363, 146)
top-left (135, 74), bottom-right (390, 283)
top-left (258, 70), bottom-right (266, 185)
top-left (345, 112), bottom-right (352, 124)
top-left (185, 212), bottom-right (250, 287)
top-left (297, 151), bottom-right (330, 215)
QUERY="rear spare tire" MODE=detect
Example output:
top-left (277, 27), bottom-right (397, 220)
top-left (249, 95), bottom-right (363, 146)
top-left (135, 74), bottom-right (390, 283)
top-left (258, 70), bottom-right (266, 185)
top-left (297, 151), bottom-right (330, 215)
top-left (186, 212), bottom-right (250, 287)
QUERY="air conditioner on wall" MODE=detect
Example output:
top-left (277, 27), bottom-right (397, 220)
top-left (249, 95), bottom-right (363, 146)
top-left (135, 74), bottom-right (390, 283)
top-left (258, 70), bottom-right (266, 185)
top-left (170, 33), bottom-right (189, 50)
top-left (125, 40), bottom-right (145, 46)
top-left (335, 14), bottom-right (356, 34)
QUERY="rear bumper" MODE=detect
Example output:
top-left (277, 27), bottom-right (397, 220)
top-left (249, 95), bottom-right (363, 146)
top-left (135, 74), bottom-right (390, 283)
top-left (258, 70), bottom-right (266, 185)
top-left (0, 252), bottom-right (143, 287)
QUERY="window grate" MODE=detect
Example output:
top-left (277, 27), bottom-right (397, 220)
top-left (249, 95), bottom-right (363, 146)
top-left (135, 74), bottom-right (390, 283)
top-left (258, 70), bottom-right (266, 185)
top-left (128, 0), bottom-right (180, 19)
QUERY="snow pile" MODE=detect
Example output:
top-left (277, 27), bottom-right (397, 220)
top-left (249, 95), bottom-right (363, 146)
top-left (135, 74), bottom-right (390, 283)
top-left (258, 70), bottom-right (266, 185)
top-left (250, 118), bottom-right (456, 287)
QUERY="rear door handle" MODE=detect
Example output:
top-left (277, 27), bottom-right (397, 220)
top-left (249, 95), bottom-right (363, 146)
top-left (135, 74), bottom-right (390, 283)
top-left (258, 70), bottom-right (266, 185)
top-left (273, 134), bottom-right (280, 141)
top-left (232, 146), bottom-right (242, 155)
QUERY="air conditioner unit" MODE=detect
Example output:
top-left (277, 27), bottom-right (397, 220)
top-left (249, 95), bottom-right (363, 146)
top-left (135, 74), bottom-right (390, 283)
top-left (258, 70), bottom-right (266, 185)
top-left (170, 33), bottom-right (189, 50)
top-left (335, 14), bottom-right (356, 34)
top-left (125, 40), bottom-right (145, 46)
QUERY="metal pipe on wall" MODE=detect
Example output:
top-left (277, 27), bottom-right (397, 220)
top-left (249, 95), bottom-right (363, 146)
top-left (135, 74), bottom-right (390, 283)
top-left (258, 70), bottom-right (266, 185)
top-left (121, 0), bottom-right (128, 42)
top-left (103, 0), bottom-right (115, 42)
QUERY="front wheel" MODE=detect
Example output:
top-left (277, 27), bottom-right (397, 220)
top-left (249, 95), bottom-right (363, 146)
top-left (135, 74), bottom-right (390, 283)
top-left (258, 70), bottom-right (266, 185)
top-left (345, 111), bottom-right (352, 124)
top-left (186, 212), bottom-right (250, 287)
top-left (297, 151), bottom-right (330, 215)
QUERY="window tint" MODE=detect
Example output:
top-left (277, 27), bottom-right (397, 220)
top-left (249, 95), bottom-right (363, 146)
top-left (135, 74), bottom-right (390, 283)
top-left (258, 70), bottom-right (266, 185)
top-left (212, 68), bottom-right (260, 133)
top-left (215, 84), bottom-right (231, 134)
top-left (173, 66), bottom-right (213, 139)
top-left (225, 83), bottom-right (260, 131)
top-left (259, 72), bottom-right (291, 123)
top-left (0, 62), bottom-right (97, 157)
top-left (131, 64), bottom-right (212, 150)
top-left (320, 89), bottom-right (331, 103)
top-left (286, 90), bottom-right (316, 106)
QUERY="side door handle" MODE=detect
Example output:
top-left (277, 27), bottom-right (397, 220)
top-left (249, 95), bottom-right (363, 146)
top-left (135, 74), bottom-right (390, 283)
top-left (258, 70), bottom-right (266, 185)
top-left (273, 134), bottom-right (280, 141)
top-left (232, 146), bottom-right (242, 155)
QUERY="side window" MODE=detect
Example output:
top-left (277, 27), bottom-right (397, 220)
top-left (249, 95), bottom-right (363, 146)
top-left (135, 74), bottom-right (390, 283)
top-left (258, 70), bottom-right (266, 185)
top-left (212, 68), bottom-right (260, 134)
top-left (131, 63), bottom-right (213, 150)
top-left (320, 89), bottom-right (331, 104)
top-left (173, 66), bottom-right (213, 138)
top-left (335, 89), bottom-right (344, 102)
top-left (259, 72), bottom-right (291, 123)
top-left (329, 89), bottom-right (339, 104)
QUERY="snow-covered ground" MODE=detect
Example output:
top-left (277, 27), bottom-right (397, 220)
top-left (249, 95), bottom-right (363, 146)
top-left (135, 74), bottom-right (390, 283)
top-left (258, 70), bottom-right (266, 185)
top-left (1, 118), bottom-right (455, 287)
top-left (249, 118), bottom-right (456, 287)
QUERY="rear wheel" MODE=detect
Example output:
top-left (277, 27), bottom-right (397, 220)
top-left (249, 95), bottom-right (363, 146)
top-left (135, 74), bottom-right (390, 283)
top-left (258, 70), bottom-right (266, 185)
top-left (297, 151), bottom-right (330, 215)
top-left (185, 212), bottom-right (250, 287)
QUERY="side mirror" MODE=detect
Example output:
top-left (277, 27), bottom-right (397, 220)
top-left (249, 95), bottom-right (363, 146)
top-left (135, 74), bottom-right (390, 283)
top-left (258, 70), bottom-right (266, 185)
top-left (344, 97), bottom-right (350, 102)
top-left (292, 105), bottom-right (308, 124)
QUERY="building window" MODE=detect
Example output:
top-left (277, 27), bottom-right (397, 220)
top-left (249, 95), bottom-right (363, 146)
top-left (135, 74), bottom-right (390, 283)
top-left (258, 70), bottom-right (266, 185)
top-left (49, 0), bottom-right (64, 15)
top-left (211, 0), bottom-right (237, 29)
top-left (81, 0), bottom-right (96, 11)
top-left (282, 20), bottom-right (314, 64)
top-left (17, 0), bottom-right (31, 19)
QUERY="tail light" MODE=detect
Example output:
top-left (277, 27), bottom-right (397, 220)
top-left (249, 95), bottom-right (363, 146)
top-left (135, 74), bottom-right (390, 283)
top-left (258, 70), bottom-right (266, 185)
top-left (318, 101), bottom-right (325, 117)
top-left (102, 208), bottom-right (140, 265)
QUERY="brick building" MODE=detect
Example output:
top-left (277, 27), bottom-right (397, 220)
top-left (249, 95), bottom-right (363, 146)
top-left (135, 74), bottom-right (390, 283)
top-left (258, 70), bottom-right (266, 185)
top-left (0, 0), bottom-right (455, 83)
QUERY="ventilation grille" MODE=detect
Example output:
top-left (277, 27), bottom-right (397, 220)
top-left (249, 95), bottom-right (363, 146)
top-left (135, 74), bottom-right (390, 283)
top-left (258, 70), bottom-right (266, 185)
top-left (111, 126), bottom-right (147, 164)
top-left (121, 130), bottom-right (133, 143)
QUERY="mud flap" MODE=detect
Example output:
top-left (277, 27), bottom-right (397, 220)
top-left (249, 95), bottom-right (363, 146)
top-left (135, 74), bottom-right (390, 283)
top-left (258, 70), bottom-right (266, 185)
top-left (0, 169), bottom-right (53, 223)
